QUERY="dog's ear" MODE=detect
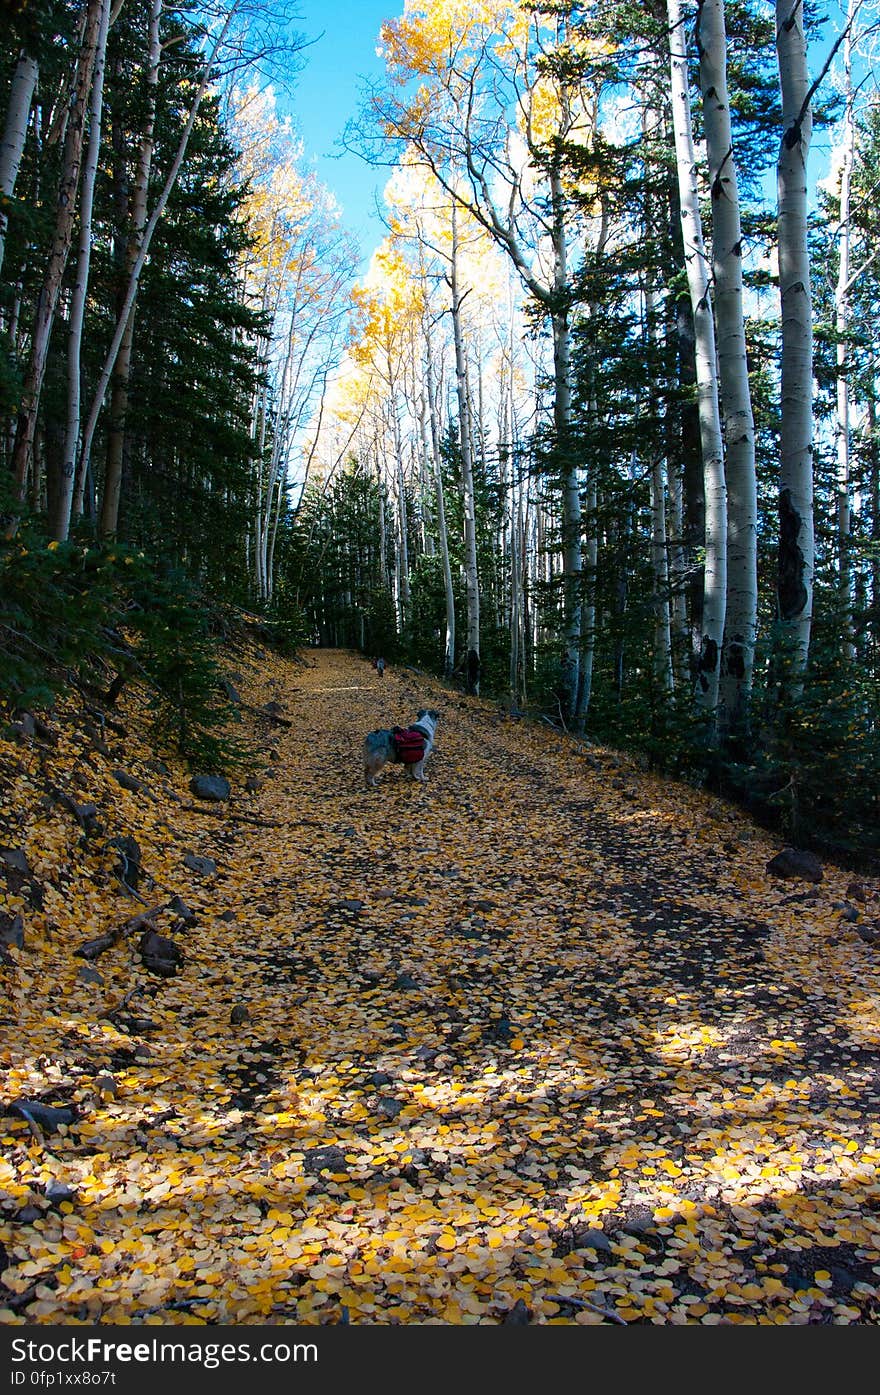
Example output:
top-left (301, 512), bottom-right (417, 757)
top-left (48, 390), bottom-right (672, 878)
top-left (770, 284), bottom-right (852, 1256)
top-left (430, 709), bottom-right (440, 719)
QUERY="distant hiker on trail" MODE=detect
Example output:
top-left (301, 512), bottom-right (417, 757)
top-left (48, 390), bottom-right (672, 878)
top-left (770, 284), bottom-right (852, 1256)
top-left (376, 657), bottom-right (386, 678)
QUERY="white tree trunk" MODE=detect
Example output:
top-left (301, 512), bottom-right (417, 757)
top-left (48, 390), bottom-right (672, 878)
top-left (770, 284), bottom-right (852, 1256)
top-left (416, 383), bottom-right (435, 557)
top-left (641, 103), bottom-right (674, 703)
top-left (650, 451), bottom-right (674, 695)
top-left (266, 466), bottom-right (285, 599)
top-left (579, 469), bottom-right (598, 715)
top-left (573, 197), bottom-right (609, 730)
top-left (52, 0), bottom-right (112, 541)
top-left (867, 397), bottom-right (880, 647)
top-left (0, 51), bottom-right (39, 280)
top-left (84, 1), bottom-right (239, 533)
top-left (652, 461), bottom-right (674, 706)
top-left (775, 0), bottom-right (815, 674)
top-left (697, 0), bottom-right (758, 730)
top-left (392, 404), bottom-right (411, 619)
top-left (425, 330), bottom-right (455, 676)
top-left (668, 456), bottom-right (689, 688)
top-left (260, 440), bottom-right (282, 602)
top-left (668, 0), bottom-right (727, 718)
top-left (10, 2), bottom-right (102, 505)
top-left (549, 156), bottom-right (583, 727)
top-left (89, 0), bottom-right (163, 531)
top-left (834, 0), bottom-right (855, 656)
top-left (450, 202), bottom-right (480, 694)
top-left (639, 101), bottom-right (674, 698)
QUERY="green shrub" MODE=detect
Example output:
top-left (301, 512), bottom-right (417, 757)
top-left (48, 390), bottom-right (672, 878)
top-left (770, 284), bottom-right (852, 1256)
top-left (720, 620), bottom-right (880, 867)
top-left (260, 584), bottom-right (309, 658)
top-left (126, 567), bottom-right (246, 773)
top-left (365, 585), bottom-right (400, 659)
top-left (0, 499), bottom-right (246, 772)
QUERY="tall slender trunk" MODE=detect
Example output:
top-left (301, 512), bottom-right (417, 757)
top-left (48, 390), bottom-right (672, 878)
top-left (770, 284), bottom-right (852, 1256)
top-left (10, 2), bottom-right (103, 505)
top-left (775, 0), bottom-right (815, 676)
top-left (834, 0), bottom-right (855, 655)
top-left (667, 463), bottom-right (689, 688)
top-left (254, 452), bottom-right (266, 599)
top-left (639, 97), bottom-right (674, 701)
top-left (260, 433), bottom-right (283, 601)
top-left (266, 467), bottom-right (285, 599)
top-left (0, 51), bottom-right (39, 280)
top-left (536, 503), bottom-right (550, 648)
top-left (392, 405), bottom-right (410, 619)
top-left (649, 450), bottom-right (674, 694)
top-left (573, 199), bottom-right (609, 730)
top-left (91, 0), bottom-right (163, 534)
top-left (666, 350), bottom-right (691, 689)
top-left (85, 1), bottom-right (237, 534)
top-left (612, 498), bottom-right (631, 702)
top-left (521, 489), bottom-right (534, 693)
top-left (450, 201), bottom-right (480, 694)
top-left (515, 487), bottom-right (529, 704)
top-left (51, 0), bottom-right (112, 541)
top-left (3, 285), bottom-right (23, 465)
top-left (697, 0), bottom-right (757, 732)
top-left (417, 384), bottom-right (435, 556)
top-left (668, 0), bottom-right (727, 719)
top-left (258, 302), bottom-right (299, 600)
top-left (251, 382), bottom-right (268, 597)
top-left (674, 287), bottom-right (705, 676)
top-left (867, 397), bottom-right (880, 653)
top-left (549, 159), bottom-right (581, 726)
top-left (425, 331), bottom-right (455, 676)
top-left (642, 291), bottom-right (674, 702)
top-left (504, 287), bottom-right (526, 702)
top-left (377, 453), bottom-right (388, 591)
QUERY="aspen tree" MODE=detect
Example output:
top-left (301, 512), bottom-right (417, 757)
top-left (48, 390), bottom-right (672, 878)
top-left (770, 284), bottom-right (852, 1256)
top-left (667, 0), bottom-right (727, 717)
top-left (696, 0), bottom-right (757, 731)
top-left (0, 51), bottom-right (39, 280)
top-left (450, 198), bottom-right (481, 692)
top-left (10, 0), bottom-right (103, 505)
top-left (774, 0), bottom-right (814, 676)
top-left (424, 324), bottom-right (456, 677)
top-left (83, 0), bottom-right (162, 532)
top-left (83, 1), bottom-right (242, 535)
top-left (52, 0), bottom-right (112, 541)
top-left (833, 0), bottom-right (857, 655)
top-left (372, 1), bottom-right (595, 722)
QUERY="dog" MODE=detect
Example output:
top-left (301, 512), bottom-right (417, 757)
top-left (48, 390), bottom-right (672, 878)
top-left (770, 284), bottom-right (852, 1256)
top-left (363, 708), bottom-right (439, 788)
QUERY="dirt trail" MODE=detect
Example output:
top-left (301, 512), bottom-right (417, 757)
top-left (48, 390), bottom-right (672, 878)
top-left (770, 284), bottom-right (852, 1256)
top-left (2, 648), bottom-right (880, 1324)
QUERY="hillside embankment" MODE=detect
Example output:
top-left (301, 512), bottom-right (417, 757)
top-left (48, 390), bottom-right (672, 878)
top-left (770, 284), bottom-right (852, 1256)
top-left (1, 647), bottom-right (879, 1324)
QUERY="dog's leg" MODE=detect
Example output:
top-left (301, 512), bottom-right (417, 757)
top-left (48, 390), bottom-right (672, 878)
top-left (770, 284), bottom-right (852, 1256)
top-left (410, 759), bottom-right (427, 782)
top-left (364, 751), bottom-right (385, 789)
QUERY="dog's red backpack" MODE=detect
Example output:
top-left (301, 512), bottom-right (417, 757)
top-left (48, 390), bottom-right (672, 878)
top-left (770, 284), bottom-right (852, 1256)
top-left (391, 725), bottom-right (426, 765)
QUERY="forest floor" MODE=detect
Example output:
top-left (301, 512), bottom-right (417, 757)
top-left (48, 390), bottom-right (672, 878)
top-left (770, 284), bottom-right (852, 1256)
top-left (2, 646), bottom-right (880, 1326)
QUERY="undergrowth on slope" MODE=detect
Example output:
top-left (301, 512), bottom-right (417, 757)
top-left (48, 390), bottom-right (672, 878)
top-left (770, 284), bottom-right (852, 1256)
top-left (0, 499), bottom-right (252, 772)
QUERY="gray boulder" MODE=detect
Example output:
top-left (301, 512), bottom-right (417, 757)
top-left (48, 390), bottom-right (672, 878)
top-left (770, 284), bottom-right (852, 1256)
top-left (184, 854), bottom-right (216, 876)
top-left (766, 848), bottom-right (823, 882)
top-left (0, 847), bottom-right (30, 875)
top-left (189, 775), bottom-right (231, 802)
top-left (304, 1145), bottom-right (348, 1174)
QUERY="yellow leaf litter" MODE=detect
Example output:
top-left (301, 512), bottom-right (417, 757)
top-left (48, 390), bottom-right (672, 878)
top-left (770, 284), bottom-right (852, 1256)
top-left (1, 647), bottom-right (879, 1326)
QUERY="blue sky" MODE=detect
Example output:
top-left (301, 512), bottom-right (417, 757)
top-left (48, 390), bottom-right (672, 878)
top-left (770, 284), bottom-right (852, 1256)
top-left (275, 1), bottom-right (849, 269)
top-left (282, 0), bottom-right (395, 264)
